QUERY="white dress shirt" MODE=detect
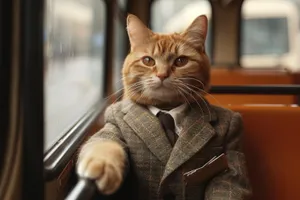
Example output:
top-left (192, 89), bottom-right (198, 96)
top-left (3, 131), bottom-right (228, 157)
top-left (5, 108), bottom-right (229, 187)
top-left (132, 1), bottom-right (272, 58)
top-left (148, 104), bottom-right (188, 135)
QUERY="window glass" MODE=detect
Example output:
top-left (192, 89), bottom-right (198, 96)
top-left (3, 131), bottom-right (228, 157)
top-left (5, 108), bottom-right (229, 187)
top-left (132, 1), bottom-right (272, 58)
top-left (242, 18), bottom-right (289, 55)
top-left (151, 0), bottom-right (212, 60)
top-left (241, 0), bottom-right (300, 71)
top-left (44, 0), bottom-right (106, 151)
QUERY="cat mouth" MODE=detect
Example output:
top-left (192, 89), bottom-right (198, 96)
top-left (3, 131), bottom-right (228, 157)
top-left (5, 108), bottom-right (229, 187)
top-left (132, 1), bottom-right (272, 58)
top-left (150, 84), bottom-right (169, 90)
top-left (149, 80), bottom-right (172, 89)
top-left (143, 87), bottom-right (175, 99)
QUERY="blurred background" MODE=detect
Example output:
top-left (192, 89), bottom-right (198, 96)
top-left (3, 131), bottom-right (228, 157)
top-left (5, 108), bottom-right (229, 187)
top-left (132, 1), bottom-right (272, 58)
top-left (1, 0), bottom-right (300, 200)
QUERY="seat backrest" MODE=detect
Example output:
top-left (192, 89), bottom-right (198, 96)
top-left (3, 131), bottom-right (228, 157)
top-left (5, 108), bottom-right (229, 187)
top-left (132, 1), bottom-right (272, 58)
top-left (228, 105), bottom-right (300, 200)
top-left (207, 69), bottom-right (300, 105)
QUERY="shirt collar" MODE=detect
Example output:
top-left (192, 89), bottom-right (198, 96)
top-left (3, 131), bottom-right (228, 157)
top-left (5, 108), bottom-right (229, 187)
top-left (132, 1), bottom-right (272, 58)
top-left (148, 104), bottom-right (188, 130)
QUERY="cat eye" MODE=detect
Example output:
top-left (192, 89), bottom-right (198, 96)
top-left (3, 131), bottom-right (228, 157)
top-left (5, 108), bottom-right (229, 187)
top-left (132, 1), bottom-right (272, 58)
top-left (174, 56), bottom-right (188, 67)
top-left (142, 56), bottom-right (155, 66)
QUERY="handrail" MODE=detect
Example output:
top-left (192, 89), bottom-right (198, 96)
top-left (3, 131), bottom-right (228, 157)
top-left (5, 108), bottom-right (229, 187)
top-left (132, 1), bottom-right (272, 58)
top-left (65, 179), bottom-right (97, 200)
top-left (44, 100), bottom-right (107, 181)
top-left (210, 85), bottom-right (300, 95)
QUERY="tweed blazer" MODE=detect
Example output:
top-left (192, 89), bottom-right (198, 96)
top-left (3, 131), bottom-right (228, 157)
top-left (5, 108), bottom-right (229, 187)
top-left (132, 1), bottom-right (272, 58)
top-left (89, 99), bottom-right (252, 200)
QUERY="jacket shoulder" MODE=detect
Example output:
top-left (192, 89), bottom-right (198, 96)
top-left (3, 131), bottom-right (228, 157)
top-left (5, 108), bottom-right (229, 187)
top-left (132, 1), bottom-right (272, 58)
top-left (211, 105), bottom-right (242, 123)
top-left (106, 101), bottom-right (123, 112)
top-left (104, 100), bottom-right (133, 119)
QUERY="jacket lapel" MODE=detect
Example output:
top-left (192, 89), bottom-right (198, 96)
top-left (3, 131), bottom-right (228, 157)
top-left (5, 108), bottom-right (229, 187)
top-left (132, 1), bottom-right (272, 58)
top-left (160, 102), bottom-right (218, 184)
top-left (122, 100), bottom-right (173, 165)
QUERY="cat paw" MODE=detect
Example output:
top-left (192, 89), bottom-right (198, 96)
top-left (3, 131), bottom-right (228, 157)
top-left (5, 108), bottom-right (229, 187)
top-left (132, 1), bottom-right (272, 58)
top-left (77, 156), bottom-right (123, 195)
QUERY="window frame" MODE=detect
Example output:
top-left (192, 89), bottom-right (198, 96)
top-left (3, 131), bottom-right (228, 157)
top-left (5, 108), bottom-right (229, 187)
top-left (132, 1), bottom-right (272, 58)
top-left (0, 2), bottom-right (19, 199)
top-left (0, 0), bottom-right (13, 169)
top-left (21, 0), bottom-right (45, 198)
top-left (112, 0), bottom-right (128, 92)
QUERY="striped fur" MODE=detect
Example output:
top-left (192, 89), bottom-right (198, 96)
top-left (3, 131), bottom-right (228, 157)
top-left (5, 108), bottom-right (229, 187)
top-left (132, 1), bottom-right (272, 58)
top-left (122, 14), bottom-right (210, 107)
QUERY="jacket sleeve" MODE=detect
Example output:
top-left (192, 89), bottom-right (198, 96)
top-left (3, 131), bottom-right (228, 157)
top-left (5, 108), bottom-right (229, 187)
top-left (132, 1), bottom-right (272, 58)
top-left (84, 104), bottom-right (130, 176)
top-left (205, 112), bottom-right (252, 200)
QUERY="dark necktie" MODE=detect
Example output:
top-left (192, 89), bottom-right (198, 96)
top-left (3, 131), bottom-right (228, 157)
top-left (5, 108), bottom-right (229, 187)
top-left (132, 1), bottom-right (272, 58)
top-left (157, 111), bottom-right (178, 147)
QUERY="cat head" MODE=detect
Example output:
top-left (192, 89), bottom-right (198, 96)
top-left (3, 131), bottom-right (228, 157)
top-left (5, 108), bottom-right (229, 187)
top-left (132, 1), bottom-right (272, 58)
top-left (122, 14), bottom-right (210, 107)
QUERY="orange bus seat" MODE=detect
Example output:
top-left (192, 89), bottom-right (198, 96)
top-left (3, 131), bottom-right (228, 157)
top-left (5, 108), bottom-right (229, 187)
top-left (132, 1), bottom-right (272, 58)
top-left (207, 68), bottom-right (299, 105)
top-left (227, 105), bottom-right (300, 200)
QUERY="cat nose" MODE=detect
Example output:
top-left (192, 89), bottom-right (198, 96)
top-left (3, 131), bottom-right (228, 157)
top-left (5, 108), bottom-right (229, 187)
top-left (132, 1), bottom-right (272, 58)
top-left (156, 73), bottom-right (168, 81)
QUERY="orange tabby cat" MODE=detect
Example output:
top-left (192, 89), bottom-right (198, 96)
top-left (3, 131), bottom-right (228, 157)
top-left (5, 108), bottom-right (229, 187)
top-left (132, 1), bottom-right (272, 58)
top-left (76, 14), bottom-right (251, 199)
top-left (77, 14), bottom-right (210, 194)
top-left (122, 14), bottom-right (210, 108)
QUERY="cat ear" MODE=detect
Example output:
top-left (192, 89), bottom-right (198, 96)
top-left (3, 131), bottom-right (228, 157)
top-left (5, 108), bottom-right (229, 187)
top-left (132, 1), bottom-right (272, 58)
top-left (127, 14), bottom-right (153, 50)
top-left (182, 15), bottom-right (208, 50)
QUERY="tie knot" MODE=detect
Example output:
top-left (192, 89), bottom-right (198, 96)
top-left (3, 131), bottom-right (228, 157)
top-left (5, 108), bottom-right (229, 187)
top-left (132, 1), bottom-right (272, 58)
top-left (157, 111), bottom-right (175, 133)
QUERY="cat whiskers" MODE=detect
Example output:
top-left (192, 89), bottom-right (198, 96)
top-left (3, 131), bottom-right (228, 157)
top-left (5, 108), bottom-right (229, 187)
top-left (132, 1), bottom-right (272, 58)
top-left (110, 81), bottom-right (144, 104)
top-left (124, 80), bottom-right (148, 102)
top-left (103, 87), bottom-right (125, 105)
top-left (176, 79), bottom-right (209, 107)
top-left (122, 86), bottom-right (146, 111)
top-left (171, 82), bottom-right (192, 108)
top-left (135, 88), bottom-right (146, 104)
top-left (174, 79), bottom-right (211, 120)
top-left (176, 83), bottom-right (206, 119)
top-left (103, 74), bottom-right (140, 102)
top-left (172, 80), bottom-right (213, 135)
top-left (178, 77), bottom-right (221, 106)
top-left (125, 81), bottom-right (144, 95)
top-left (172, 86), bottom-right (205, 135)
top-left (178, 77), bottom-right (205, 88)
top-left (183, 81), bottom-right (221, 109)
top-left (173, 85), bottom-right (192, 109)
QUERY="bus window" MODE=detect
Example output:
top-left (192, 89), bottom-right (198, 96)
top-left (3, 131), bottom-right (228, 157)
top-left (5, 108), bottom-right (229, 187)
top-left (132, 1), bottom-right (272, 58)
top-left (150, 0), bottom-right (212, 61)
top-left (242, 18), bottom-right (289, 55)
top-left (44, 0), bottom-right (106, 152)
top-left (241, 0), bottom-right (300, 72)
